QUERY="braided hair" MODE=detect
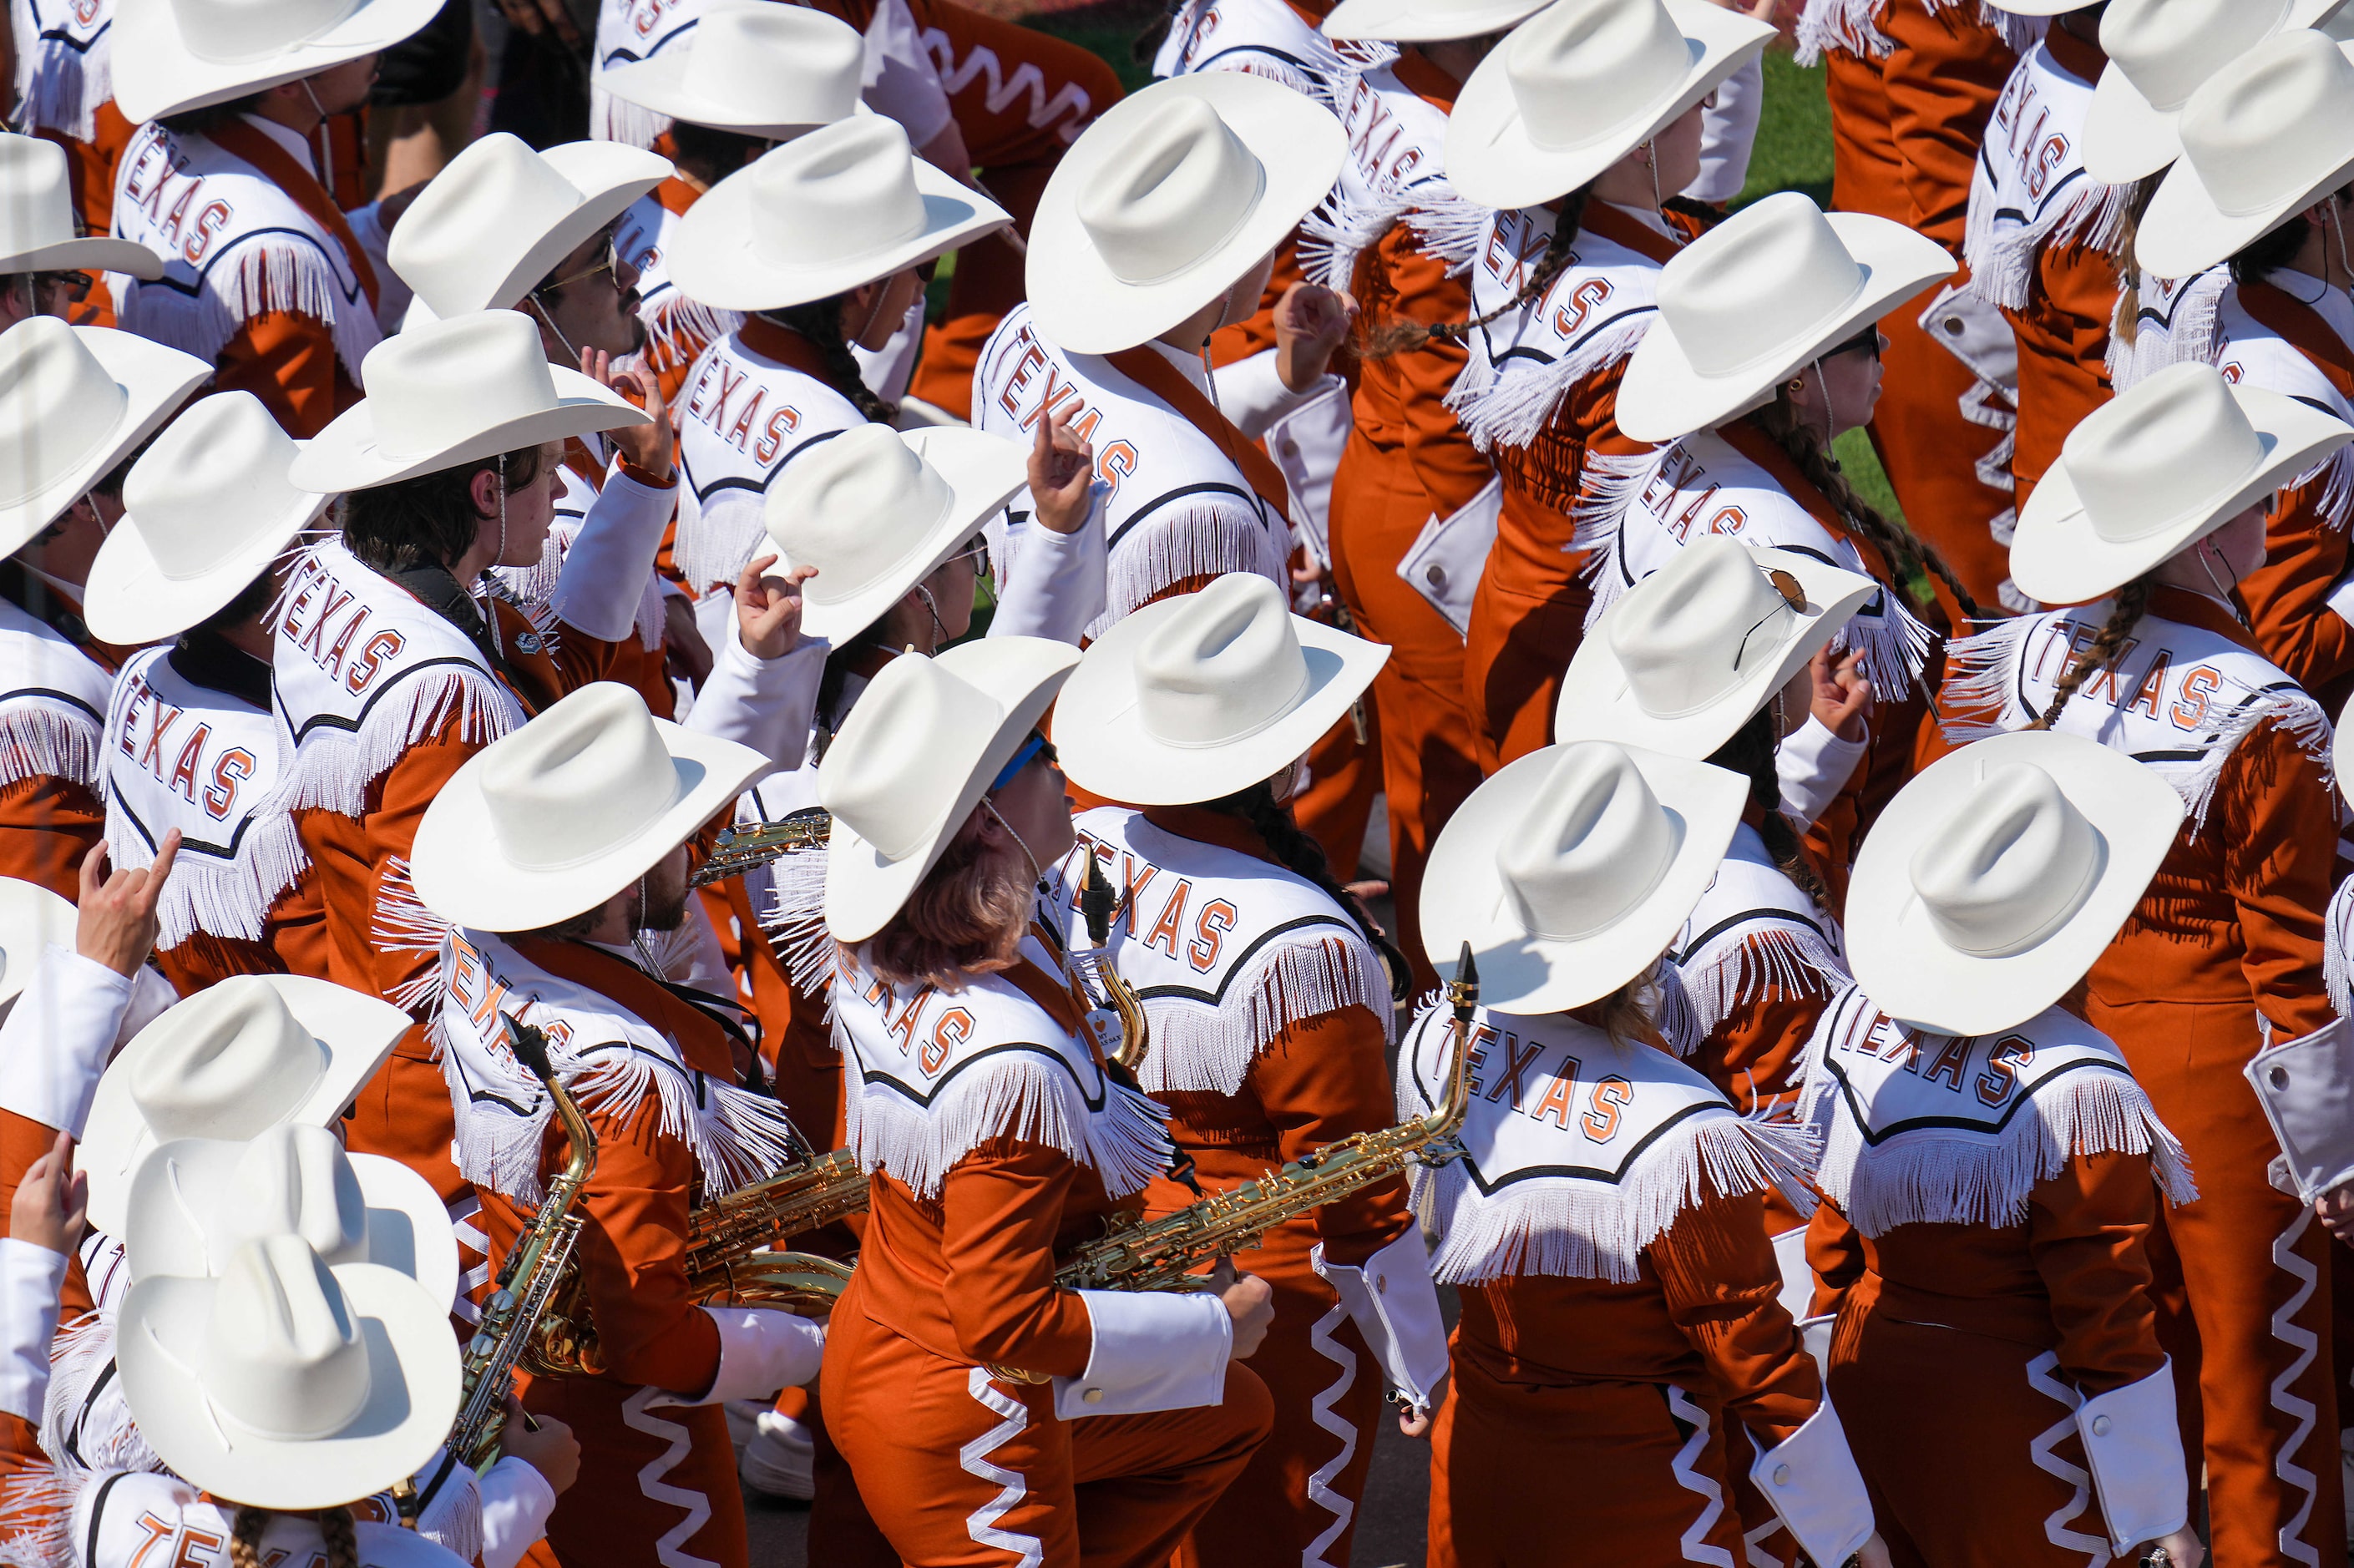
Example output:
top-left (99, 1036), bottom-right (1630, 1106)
top-left (1363, 188), bottom-right (1592, 360)
top-left (2029, 576), bottom-right (2154, 732)
top-left (228, 1507), bottom-right (357, 1568)
top-left (759, 298), bottom-right (897, 426)
top-left (1706, 707), bottom-right (1829, 912)
top-left (2103, 173), bottom-right (2166, 364)
top-left (1206, 781), bottom-right (1412, 1002)
top-left (1752, 389), bottom-right (1982, 623)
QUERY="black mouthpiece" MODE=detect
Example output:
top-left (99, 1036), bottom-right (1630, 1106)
top-left (1455, 942), bottom-right (1478, 989)
top-left (502, 1014), bottom-right (555, 1085)
top-left (1081, 842), bottom-right (1116, 946)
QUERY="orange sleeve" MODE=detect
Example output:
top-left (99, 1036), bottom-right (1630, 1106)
top-left (2215, 719), bottom-right (2338, 1040)
top-left (0, 1111), bottom-right (92, 1317)
top-left (1878, 2), bottom-right (2016, 246)
top-left (1246, 1004), bottom-right (1415, 1267)
top-left (1698, 984), bottom-right (1831, 1120)
top-left (360, 727), bottom-right (481, 1009)
top-left (1803, 1199), bottom-right (1866, 1321)
top-left (570, 1091), bottom-right (724, 1394)
top-left (1648, 1187), bottom-right (1822, 1447)
top-left (210, 311), bottom-right (344, 439)
top-left (2027, 1149), bottom-right (2166, 1399)
top-left (1379, 229), bottom-right (1496, 521)
top-left (0, 775), bottom-right (103, 904)
top-left (2240, 483), bottom-right (2354, 695)
top-left (934, 1140), bottom-right (1100, 1378)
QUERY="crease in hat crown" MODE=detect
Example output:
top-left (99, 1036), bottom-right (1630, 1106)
top-left (0, 317), bottom-right (128, 509)
top-left (478, 684), bottom-right (692, 877)
top-left (129, 976), bottom-right (327, 1145)
top-left (1657, 192), bottom-right (1868, 382)
top-left (1908, 761), bottom-right (2104, 958)
top-left (632, 3), bottom-right (866, 128)
top-left (197, 1235), bottom-right (371, 1444)
top-left (122, 392), bottom-right (312, 582)
top-left (1133, 575), bottom-right (1314, 748)
top-left (1505, 0), bottom-right (1699, 151)
top-left (2179, 28), bottom-right (2354, 220)
top-left (1495, 742), bottom-right (1678, 940)
top-left (172, 0), bottom-right (368, 63)
top-left (2103, 0), bottom-right (2294, 112)
top-left (222, 1125), bottom-right (371, 1271)
top-left (0, 135), bottom-right (72, 256)
top-left (1607, 534), bottom-right (1801, 718)
top-left (388, 134), bottom-right (665, 316)
top-left (748, 117), bottom-right (930, 271)
top-left (2063, 362), bottom-right (2267, 544)
top-left (1076, 94), bottom-right (1269, 286)
top-left (357, 311), bottom-right (566, 462)
top-left (820, 654), bottom-right (1001, 862)
top-left (767, 426), bottom-right (956, 605)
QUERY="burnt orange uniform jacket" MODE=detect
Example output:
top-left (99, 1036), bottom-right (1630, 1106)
top-left (0, 569), bottom-right (122, 903)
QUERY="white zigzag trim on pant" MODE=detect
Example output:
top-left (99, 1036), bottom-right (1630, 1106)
top-left (963, 1369), bottom-right (1045, 1568)
top-left (2024, 1350), bottom-right (2111, 1564)
top-left (1303, 1301), bottom-right (1361, 1568)
top-left (448, 1193), bottom-right (488, 1328)
top-left (1665, 1385), bottom-right (1735, 1567)
top-left (620, 1386), bottom-right (716, 1568)
top-left (2274, 1206), bottom-right (2323, 1565)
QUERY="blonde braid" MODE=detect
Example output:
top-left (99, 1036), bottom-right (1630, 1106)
top-left (2031, 577), bottom-right (2154, 731)
top-left (228, 1508), bottom-right (270, 1568)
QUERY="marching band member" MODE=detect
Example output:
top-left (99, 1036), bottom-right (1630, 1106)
top-left (814, 638), bottom-right (1278, 1565)
top-left (85, 394), bottom-right (335, 991)
top-left (1943, 361), bottom-right (2354, 1565)
top-left (973, 73), bottom-right (1349, 640)
top-left (0, 134), bottom-right (159, 331)
top-left (1403, 736), bottom-right (1886, 1567)
top-left (0, 316), bottom-right (205, 898)
top-left (104, 0), bottom-right (437, 437)
top-left (7, 0), bottom-right (134, 324)
top-left (411, 680), bottom-right (824, 1568)
top-left (1807, 729), bottom-right (2205, 1566)
top-left (662, 115), bottom-right (1010, 599)
top-left (1599, 190), bottom-right (1972, 888)
top-left (1439, 0), bottom-right (1773, 770)
top-left (1049, 573), bottom-right (1447, 1568)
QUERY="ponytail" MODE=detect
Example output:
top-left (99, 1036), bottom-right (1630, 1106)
top-left (1362, 187), bottom-right (1592, 361)
top-left (1706, 707), bottom-right (1830, 913)
top-left (1207, 781), bottom-right (1412, 1002)
top-left (758, 300), bottom-right (896, 426)
top-left (2030, 576), bottom-right (2154, 732)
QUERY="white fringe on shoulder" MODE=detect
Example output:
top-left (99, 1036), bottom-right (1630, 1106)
top-left (120, 238), bottom-right (377, 384)
top-left (40, 1312), bottom-right (156, 1480)
top-left (1139, 931), bottom-right (1395, 1096)
top-left (1656, 926), bottom-right (1849, 1059)
top-left (1449, 311), bottom-right (1654, 453)
top-left (0, 1464), bottom-right (78, 1568)
top-left (675, 494), bottom-right (772, 603)
top-left (1795, 0), bottom-right (1893, 64)
top-left (2174, 687), bottom-right (2335, 832)
top-left (2326, 877), bottom-right (2354, 1019)
top-left (109, 804), bottom-right (306, 950)
top-left (759, 845), bottom-right (841, 999)
top-left (1935, 612), bottom-right (2033, 744)
top-left (1976, 4), bottom-right (2048, 53)
top-left (8, 0), bottom-right (109, 142)
top-left (1964, 169), bottom-right (2130, 315)
top-left (1097, 503), bottom-right (1288, 638)
top-left (598, 94), bottom-right (671, 153)
top-left (2108, 266), bottom-right (2229, 392)
top-left (0, 705), bottom-right (99, 792)
top-left (374, 855), bottom-right (455, 1019)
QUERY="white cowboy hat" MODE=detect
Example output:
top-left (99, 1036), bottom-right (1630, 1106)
top-left (1421, 739), bottom-right (1746, 1014)
top-left (124, 1125), bottom-right (459, 1310)
top-left (2134, 28), bottom-right (2354, 281)
top-left (80, 975), bottom-right (411, 1240)
top-left (1845, 731), bottom-right (2184, 1035)
top-left (1978, 0), bottom-right (2098, 13)
top-left (668, 115), bottom-right (1010, 314)
top-left (1553, 537), bottom-right (1876, 758)
top-left (1325, 0), bottom-right (1552, 43)
top-left (1446, 0), bottom-right (1774, 212)
top-left (389, 135), bottom-right (671, 321)
top-left (411, 681), bottom-right (769, 933)
top-left (1615, 192), bottom-right (1954, 444)
top-left (112, 0), bottom-right (445, 123)
top-left (820, 637), bottom-right (1081, 943)
top-left (0, 134), bottom-right (161, 280)
top-left (1027, 73), bottom-right (1345, 356)
top-left (84, 392), bottom-right (331, 645)
top-left (118, 1237), bottom-right (461, 1510)
top-left (0, 878), bottom-right (76, 1014)
top-left (603, 2), bottom-right (868, 139)
top-left (0, 317), bottom-right (208, 555)
top-left (288, 311), bottom-right (650, 493)
top-left (763, 424), bottom-right (1026, 645)
top-left (1053, 574), bottom-right (1392, 808)
top-left (2010, 361), bottom-right (2352, 604)
top-left (2083, 0), bottom-right (2348, 183)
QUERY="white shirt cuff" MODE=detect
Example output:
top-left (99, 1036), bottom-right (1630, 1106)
top-left (1684, 53), bottom-right (1764, 205)
top-left (1311, 1231), bottom-right (1450, 1412)
top-left (1775, 714), bottom-right (1868, 827)
top-left (478, 1454), bottom-right (561, 1568)
top-left (549, 460), bottom-right (676, 644)
top-left (2077, 1362), bottom-right (2189, 1550)
top-left (1749, 1399), bottom-right (1876, 1568)
top-left (682, 615), bottom-right (824, 766)
top-left (0, 1237), bottom-right (67, 1423)
top-left (1055, 1288), bottom-right (1231, 1419)
top-left (651, 1305), bottom-right (826, 1407)
top-left (1208, 351), bottom-right (1331, 443)
top-left (0, 946), bottom-right (134, 1138)
top-left (991, 500), bottom-right (1106, 646)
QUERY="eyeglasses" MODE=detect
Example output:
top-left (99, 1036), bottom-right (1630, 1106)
top-left (944, 534), bottom-right (992, 579)
top-left (26, 270), bottom-right (92, 303)
top-left (990, 730), bottom-right (1060, 792)
top-left (1733, 568), bottom-right (1810, 669)
top-left (1819, 325), bottom-right (1882, 364)
top-left (533, 226), bottom-right (623, 298)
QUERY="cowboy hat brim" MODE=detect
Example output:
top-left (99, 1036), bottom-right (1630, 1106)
top-left (777, 427), bottom-right (1030, 645)
top-left (1027, 73), bottom-right (1347, 357)
top-left (600, 49), bottom-right (871, 139)
top-left (2133, 39), bottom-right (2354, 280)
top-left (1322, 0), bottom-right (1551, 43)
top-left (825, 637), bottom-right (1081, 943)
top-left (1552, 545), bottom-right (1879, 759)
top-left (1445, 0), bottom-right (1773, 212)
top-left (288, 363), bottom-right (651, 493)
top-left (119, 1262), bottom-right (463, 1510)
top-left (84, 477), bottom-right (330, 646)
top-left (124, 1141), bottom-right (462, 1310)
top-left (0, 327), bottom-right (210, 556)
top-left (0, 879), bottom-right (79, 1012)
top-left (399, 141), bottom-right (674, 318)
top-left (1615, 211), bottom-right (1957, 444)
top-left (81, 977), bottom-right (412, 1240)
top-left (112, 0), bottom-right (448, 123)
top-left (670, 157), bottom-right (1009, 314)
top-left (3, 235), bottom-right (165, 281)
top-left (2336, 687), bottom-right (2354, 811)
top-left (1845, 731), bottom-right (2185, 1036)
top-left (1420, 741), bottom-right (1748, 1014)
top-left (1051, 592), bottom-right (1393, 807)
top-left (2009, 384), bottom-right (2353, 604)
top-left (410, 707), bottom-right (772, 933)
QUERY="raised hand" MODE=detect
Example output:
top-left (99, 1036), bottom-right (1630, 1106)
top-left (1029, 407), bottom-right (1096, 537)
top-left (76, 828), bottom-right (179, 979)
top-left (737, 554), bottom-right (819, 660)
top-left (580, 347), bottom-right (673, 478)
top-left (1273, 282), bottom-right (1359, 393)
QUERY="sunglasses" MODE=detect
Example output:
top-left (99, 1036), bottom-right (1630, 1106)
top-left (26, 269), bottom-right (93, 303)
top-left (944, 534), bottom-right (993, 579)
top-left (990, 731), bottom-right (1061, 792)
top-left (1732, 567), bottom-right (1810, 670)
top-left (1818, 325), bottom-right (1882, 364)
top-left (534, 225), bottom-right (624, 297)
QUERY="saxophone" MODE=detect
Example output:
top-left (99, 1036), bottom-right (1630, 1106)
top-left (1066, 842), bottom-right (1150, 1074)
top-left (680, 1146), bottom-right (866, 1317)
top-left (689, 807), bottom-right (832, 888)
top-left (401, 1014), bottom-right (598, 1520)
top-left (988, 945), bottom-right (1479, 1381)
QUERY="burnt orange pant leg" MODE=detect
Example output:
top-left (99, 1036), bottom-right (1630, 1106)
top-left (2091, 995), bottom-right (2346, 1568)
top-left (1868, 286), bottom-right (2017, 613)
top-left (528, 1379), bottom-right (750, 1568)
top-left (902, 0), bottom-right (1122, 419)
top-left (1428, 1352), bottom-right (1749, 1568)
top-left (1461, 579), bottom-right (1589, 774)
top-left (1292, 706), bottom-right (1379, 887)
top-left (1329, 430), bottom-right (1486, 989)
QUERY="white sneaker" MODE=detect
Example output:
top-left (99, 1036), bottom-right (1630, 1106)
top-left (723, 1397), bottom-right (771, 1451)
top-left (740, 1410), bottom-right (817, 1502)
